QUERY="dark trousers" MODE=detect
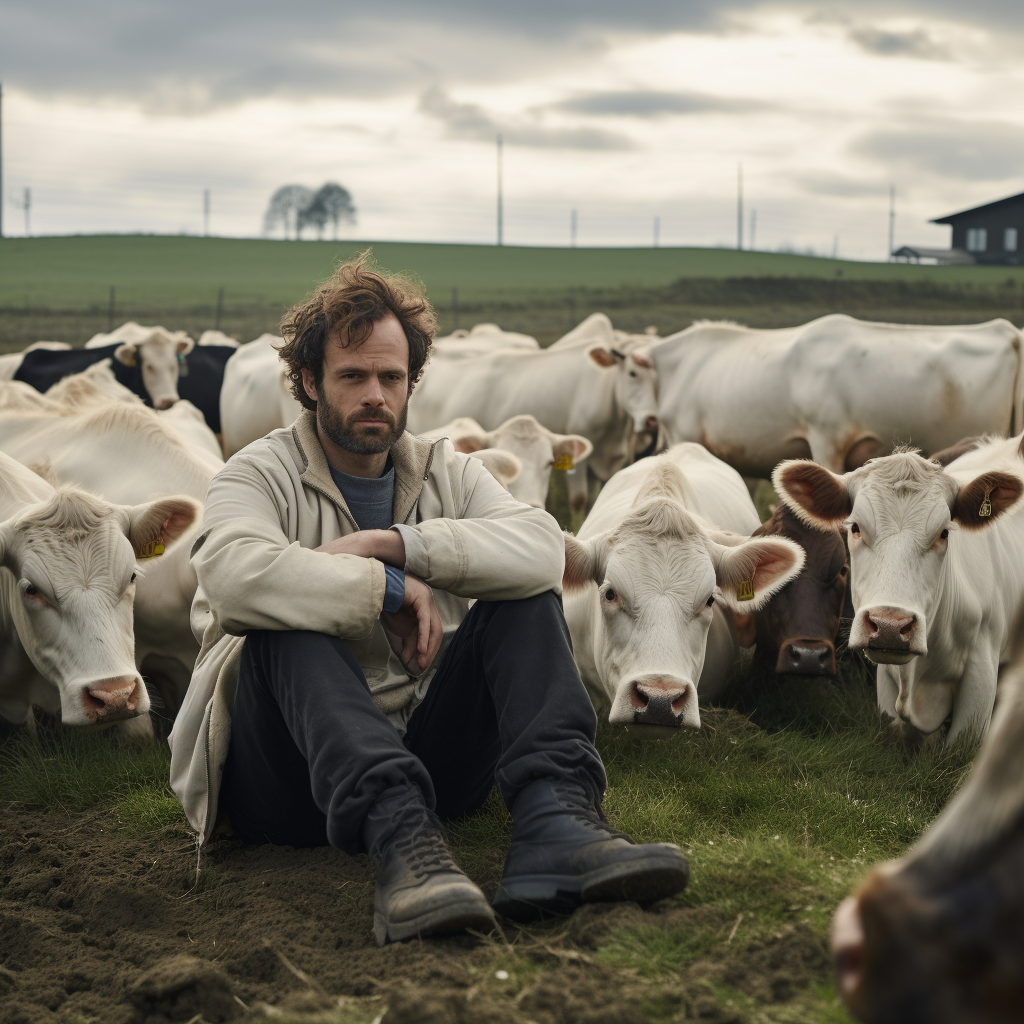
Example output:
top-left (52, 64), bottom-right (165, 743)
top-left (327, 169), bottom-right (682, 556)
top-left (219, 591), bottom-right (605, 852)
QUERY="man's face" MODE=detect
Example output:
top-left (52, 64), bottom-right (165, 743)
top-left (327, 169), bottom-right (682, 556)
top-left (302, 315), bottom-right (411, 455)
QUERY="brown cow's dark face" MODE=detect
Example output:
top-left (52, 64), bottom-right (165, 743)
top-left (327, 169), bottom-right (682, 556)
top-left (836, 819), bottom-right (1024, 1024)
top-left (752, 504), bottom-right (848, 676)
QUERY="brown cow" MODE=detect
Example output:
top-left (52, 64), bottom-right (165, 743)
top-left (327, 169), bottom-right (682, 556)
top-left (831, 638), bottom-right (1024, 1023)
top-left (748, 503), bottom-right (849, 676)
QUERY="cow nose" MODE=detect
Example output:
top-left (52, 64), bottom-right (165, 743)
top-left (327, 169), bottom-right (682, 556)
top-left (645, 415), bottom-right (658, 432)
top-left (832, 897), bottom-right (865, 1004)
top-left (82, 677), bottom-right (144, 722)
top-left (155, 397), bottom-right (177, 410)
top-left (628, 678), bottom-right (689, 727)
top-left (777, 639), bottom-right (836, 677)
top-left (864, 608), bottom-right (916, 648)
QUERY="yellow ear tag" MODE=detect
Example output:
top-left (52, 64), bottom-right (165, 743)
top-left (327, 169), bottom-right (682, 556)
top-left (553, 455), bottom-right (575, 471)
top-left (737, 578), bottom-right (755, 602)
top-left (138, 541), bottom-right (165, 558)
top-left (979, 489), bottom-right (993, 518)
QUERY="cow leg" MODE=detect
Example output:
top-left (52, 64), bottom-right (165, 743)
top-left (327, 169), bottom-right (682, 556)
top-left (402, 591), bottom-right (605, 820)
top-left (876, 664), bottom-right (900, 722)
top-left (219, 629), bottom-right (436, 852)
top-left (948, 648), bottom-right (999, 743)
top-left (805, 429), bottom-right (847, 473)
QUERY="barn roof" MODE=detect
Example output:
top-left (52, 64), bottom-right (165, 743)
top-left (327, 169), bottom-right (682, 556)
top-left (932, 191), bottom-right (1024, 225)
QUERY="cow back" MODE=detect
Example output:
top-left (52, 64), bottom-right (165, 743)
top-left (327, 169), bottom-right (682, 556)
top-left (176, 346), bottom-right (234, 434)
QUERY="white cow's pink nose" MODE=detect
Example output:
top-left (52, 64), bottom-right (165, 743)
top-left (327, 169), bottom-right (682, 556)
top-left (628, 676), bottom-right (690, 727)
top-left (82, 677), bottom-right (144, 722)
top-left (155, 397), bottom-right (178, 410)
top-left (645, 415), bottom-right (658, 432)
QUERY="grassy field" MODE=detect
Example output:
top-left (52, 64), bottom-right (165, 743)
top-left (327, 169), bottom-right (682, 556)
top-left (2, 235), bottom-right (1023, 350)
top-left (0, 655), bottom-right (974, 1024)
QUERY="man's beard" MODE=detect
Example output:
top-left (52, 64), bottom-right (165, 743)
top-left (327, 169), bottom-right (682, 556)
top-left (318, 397), bottom-right (408, 455)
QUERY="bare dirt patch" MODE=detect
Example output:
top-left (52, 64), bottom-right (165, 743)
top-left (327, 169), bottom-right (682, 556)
top-left (0, 806), bottom-right (833, 1023)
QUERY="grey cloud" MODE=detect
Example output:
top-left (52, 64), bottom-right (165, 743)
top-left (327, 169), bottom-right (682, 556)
top-left (2, 0), bottom-right (1024, 111)
top-left (848, 26), bottom-right (949, 59)
top-left (418, 87), bottom-right (634, 151)
top-left (852, 121), bottom-right (1024, 181)
top-left (550, 90), bottom-right (770, 117)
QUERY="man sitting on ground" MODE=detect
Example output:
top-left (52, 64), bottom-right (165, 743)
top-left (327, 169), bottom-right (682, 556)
top-left (169, 257), bottom-right (689, 945)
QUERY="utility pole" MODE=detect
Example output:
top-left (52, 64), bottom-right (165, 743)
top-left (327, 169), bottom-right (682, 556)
top-left (750, 209), bottom-right (757, 251)
top-left (496, 134), bottom-right (504, 247)
top-left (203, 188), bottom-right (210, 237)
top-left (0, 82), bottom-right (4, 238)
top-left (887, 185), bottom-right (895, 262)
top-left (570, 208), bottom-right (577, 248)
top-left (737, 163), bottom-right (744, 250)
top-left (653, 215), bottom-right (660, 248)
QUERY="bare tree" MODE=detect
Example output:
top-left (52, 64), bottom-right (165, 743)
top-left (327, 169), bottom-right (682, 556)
top-left (263, 185), bottom-right (314, 240)
top-left (314, 183), bottom-right (357, 240)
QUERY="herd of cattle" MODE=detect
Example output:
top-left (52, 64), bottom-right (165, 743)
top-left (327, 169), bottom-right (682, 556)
top-left (2, 311), bottom-right (1024, 1021)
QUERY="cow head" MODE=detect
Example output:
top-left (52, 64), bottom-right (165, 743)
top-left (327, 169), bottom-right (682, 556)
top-left (451, 415), bottom-right (593, 509)
top-left (587, 344), bottom-right (659, 437)
top-left (0, 485), bottom-right (200, 727)
top-left (750, 503), bottom-right (849, 677)
top-left (564, 465), bottom-right (804, 733)
top-left (832, 652), bottom-right (1024, 1024)
top-left (114, 329), bottom-right (195, 410)
top-left (774, 455), bottom-right (1023, 734)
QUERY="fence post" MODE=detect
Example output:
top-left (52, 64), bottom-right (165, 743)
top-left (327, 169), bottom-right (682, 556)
top-left (107, 286), bottom-right (115, 332)
top-left (452, 287), bottom-right (459, 331)
top-left (215, 286), bottom-right (224, 331)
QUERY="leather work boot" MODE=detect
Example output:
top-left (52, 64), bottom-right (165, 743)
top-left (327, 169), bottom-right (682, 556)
top-left (492, 777), bottom-right (690, 921)
top-left (363, 786), bottom-right (496, 946)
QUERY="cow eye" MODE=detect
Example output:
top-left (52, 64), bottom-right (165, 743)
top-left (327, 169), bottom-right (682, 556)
top-left (130, 573), bottom-right (137, 584)
top-left (940, 529), bottom-right (949, 541)
top-left (706, 595), bottom-right (715, 607)
top-left (25, 584), bottom-right (39, 597)
top-left (628, 370), bottom-right (638, 378)
top-left (604, 588), bottom-right (617, 602)
top-left (839, 566), bottom-right (848, 577)
top-left (849, 523), bottom-right (860, 535)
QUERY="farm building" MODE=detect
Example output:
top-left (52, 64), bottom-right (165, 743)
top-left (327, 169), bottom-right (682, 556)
top-left (896, 190), bottom-right (1023, 266)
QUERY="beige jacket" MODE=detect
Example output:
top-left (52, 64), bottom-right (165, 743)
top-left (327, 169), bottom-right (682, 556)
top-left (168, 411), bottom-right (564, 844)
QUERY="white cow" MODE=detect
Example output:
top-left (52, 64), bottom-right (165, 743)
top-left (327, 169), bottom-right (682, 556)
top-left (421, 415), bottom-right (592, 509)
top-left (83, 324), bottom-right (196, 409)
top-left (0, 396), bottom-right (222, 717)
top-left (45, 362), bottom-right (224, 461)
top-left (408, 325), bottom-right (658, 514)
top-left (563, 444), bottom-right (804, 733)
top-left (773, 437), bottom-right (1024, 741)
top-left (220, 334), bottom-right (304, 457)
top-left (0, 450), bottom-right (199, 740)
top-left (432, 323), bottom-right (539, 359)
top-left (652, 314), bottom-right (1024, 477)
top-left (197, 330), bottom-right (240, 348)
top-left (0, 341), bottom-right (72, 382)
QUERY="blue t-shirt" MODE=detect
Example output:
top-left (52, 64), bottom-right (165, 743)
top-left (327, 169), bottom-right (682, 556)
top-left (328, 461), bottom-right (405, 613)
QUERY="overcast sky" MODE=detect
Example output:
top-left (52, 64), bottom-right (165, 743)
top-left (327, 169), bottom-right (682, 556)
top-left (2, 0), bottom-right (1023, 258)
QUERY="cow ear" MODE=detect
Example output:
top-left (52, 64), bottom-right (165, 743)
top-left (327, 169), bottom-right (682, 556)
top-left (587, 345), bottom-right (621, 368)
top-left (123, 497), bottom-right (201, 558)
top-left (563, 533), bottom-right (604, 591)
top-left (552, 433), bottom-right (594, 464)
top-left (113, 344), bottom-right (138, 368)
top-left (631, 349), bottom-right (653, 369)
top-left (773, 459), bottom-right (852, 528)
top-left (470, 449), bottom-right (522, 488)
top-left (453, 433), bottom-right (489, 454)
top-left (175, 336), bottom-right (196, 356)
top-left (952, 471), bottom-right (1024, 530)
top-left (711, 536), bottom-right (805, 612)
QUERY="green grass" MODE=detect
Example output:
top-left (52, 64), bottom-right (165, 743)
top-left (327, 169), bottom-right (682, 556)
top-left (4, 235), bottom-right (1024, 312)
top-left (0, 656), bottom-right (972, 1023)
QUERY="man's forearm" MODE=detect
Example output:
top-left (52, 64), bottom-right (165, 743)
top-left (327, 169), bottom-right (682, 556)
top-left (314, 528), bottom-right (407, 567)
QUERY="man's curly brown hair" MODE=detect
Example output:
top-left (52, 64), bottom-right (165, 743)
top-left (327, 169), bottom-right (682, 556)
top-left (278, 252), bottom-right (436, 412)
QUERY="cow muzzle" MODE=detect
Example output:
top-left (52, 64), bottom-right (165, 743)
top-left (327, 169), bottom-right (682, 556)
top-left (81, 676), bottom-right (145, 722)
top-left (154, 396), bottom-right (179, 410)
top-left (854, 606), bottom-right (923, 664)
top-left (627, 675), bottom-right (694, 729)
top-left (776, 638), bottom-right (836, 677)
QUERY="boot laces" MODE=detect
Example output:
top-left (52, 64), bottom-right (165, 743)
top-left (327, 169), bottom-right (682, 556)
top-left (550, 779), bottom-right (632, 841)
top-left (389, 818), bottom-right (459, 881)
